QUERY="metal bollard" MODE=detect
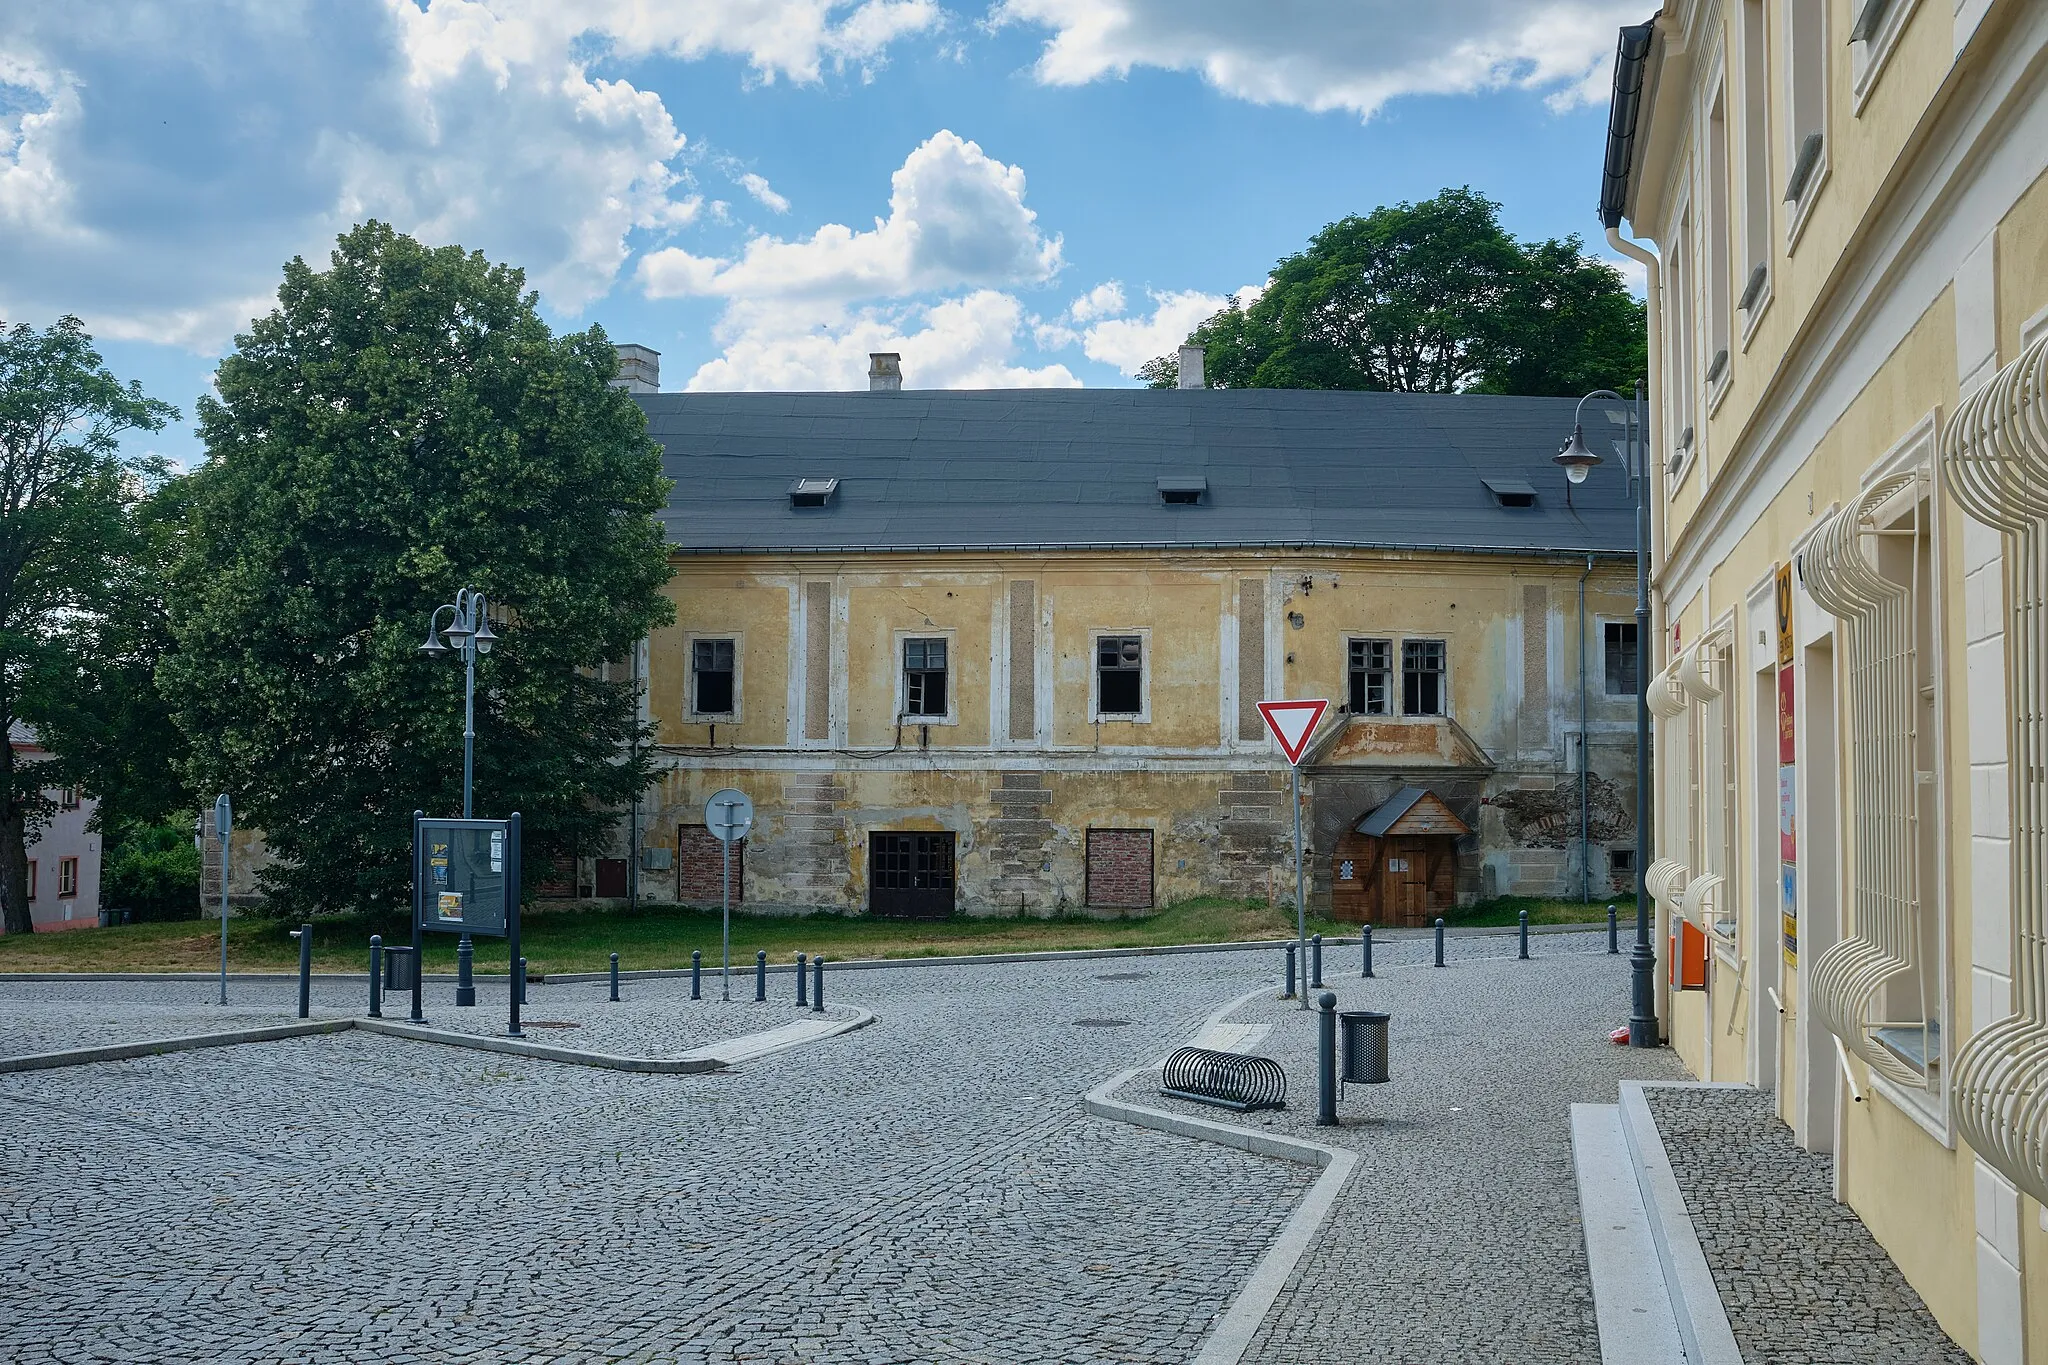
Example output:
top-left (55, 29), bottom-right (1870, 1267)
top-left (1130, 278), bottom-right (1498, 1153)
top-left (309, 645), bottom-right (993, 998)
top-left (609, 952), bottom-right (620, 1002)
top-left (1361, 923), bottom-right (1375, 979)
top-left (796, 952), bottom-right (809, 1006)
top-left (812, 955), bottom-right (825, 1012)
top-left (1311, 932), bottom-right (1324, 989)
top-left (1518, 909), bottom-right (1530, 961)
top-left (1434, 918), bottom-right (1446, 968)
top-left (1316, 991), bottom-right (1338, 1126)
top-left (1608, 904), bottom-right (1620, 954)
top-left (691, 949), bottom-right (702, 1000)
top-left (292, 923), bottom-right (313, 1019)
top-left (755, 950), bottom-right (767, 1002)
top-left (518, 957), bottom-right (529, 1005)
top-left (1284, 942), bottom-right (1298, 998)
top-left (455, 934), bottom-right (475, 1007)
top-left (368, 934), bottom-right (383, 1018)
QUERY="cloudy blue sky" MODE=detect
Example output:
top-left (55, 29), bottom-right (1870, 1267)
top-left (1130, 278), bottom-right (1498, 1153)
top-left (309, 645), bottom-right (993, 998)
top-left (0, 1), bottom-right (1650, 465)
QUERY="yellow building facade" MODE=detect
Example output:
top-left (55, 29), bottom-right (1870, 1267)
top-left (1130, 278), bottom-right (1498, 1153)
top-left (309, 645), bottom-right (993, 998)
top-left (628, 384), bottom-right (1642, 925)
top-left (1603, 2), bottom-right (2048, 1357)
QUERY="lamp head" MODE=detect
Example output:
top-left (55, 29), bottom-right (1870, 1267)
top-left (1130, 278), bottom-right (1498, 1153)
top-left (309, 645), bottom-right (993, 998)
top-left (1554, 426), bottom-right (1603, 486)
top-left (418, 625), bottom-right (448, 656)
top-left (472, 616), bottom-right (498, 655)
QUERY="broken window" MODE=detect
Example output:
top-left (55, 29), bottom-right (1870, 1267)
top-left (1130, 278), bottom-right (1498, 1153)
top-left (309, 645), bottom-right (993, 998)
top-left (903, 637), bottom-right (949, 717)
top-left (1605, 622), bottom-right (1640, 697)
top-left (692, 639), bottom-right (736, 715)
top-left (1097, 635), bottom-right (1143, 715)
top-left (1402, 639), bottom-right (1446, 716)
top-left (1348, 638), bottom-right (1391, 715)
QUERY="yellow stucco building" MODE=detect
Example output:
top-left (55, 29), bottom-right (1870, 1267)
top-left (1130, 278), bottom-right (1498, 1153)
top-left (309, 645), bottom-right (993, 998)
top-left (1601, 2), bottom-right (2048, 1357)
top-left (625, 369), bottom-right (1642, 926)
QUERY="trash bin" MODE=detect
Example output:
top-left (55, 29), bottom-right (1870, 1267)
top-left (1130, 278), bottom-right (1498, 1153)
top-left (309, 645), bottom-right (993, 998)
top-left (96, 908), bottom-right (114, 928)
top-left (1339, 1010), bottom-right (1391, 1085)
top-left (383, 945), bottom-right (417, 993)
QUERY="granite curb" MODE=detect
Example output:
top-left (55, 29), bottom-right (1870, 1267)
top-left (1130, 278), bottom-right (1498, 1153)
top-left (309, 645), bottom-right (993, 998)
top-left (1618, 1081), bottom-right (1747, 1365)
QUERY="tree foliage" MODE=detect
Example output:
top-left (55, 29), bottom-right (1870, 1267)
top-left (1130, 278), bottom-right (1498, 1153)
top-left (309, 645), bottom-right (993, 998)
top-left (162, 223), bottom-right (675, 917)
top-left (0, 316), bottom-right (177, 935)
top-left (1151, 188), bottom-right (1646, 397)
top-left (100, 817), bottom-right (202, 922)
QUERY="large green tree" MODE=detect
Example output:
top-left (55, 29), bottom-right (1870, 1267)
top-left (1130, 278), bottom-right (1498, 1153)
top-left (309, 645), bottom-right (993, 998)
top-left (1147, 188), bottom-right (1646, 396)
top-left (0, 317), bottom-right (178, 936)
top-left (163, 222), bottom-right (675, 917)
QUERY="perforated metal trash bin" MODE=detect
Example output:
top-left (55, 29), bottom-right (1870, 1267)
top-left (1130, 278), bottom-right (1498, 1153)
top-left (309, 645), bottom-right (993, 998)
top-left (383, 945), bottom-right (417, 993)
top-left (1339, 1010), bottom-right (1390, 1084)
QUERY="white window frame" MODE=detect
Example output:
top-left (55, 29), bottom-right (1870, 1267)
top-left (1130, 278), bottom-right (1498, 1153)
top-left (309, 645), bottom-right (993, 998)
top-left (893, 628), bottom-right (959, 727)
top-left (57, 857), bottom-right (77, 898)
top-left (1089, 628), bottom-right (1151, 724)
top-left (1737, 0), bottom-right (1774, 349)
top-left (1702, 64), bottom-right (1735, 417)
top-left (685, 631), bottom-right (743, 723)
top-left (1850, 0), bottom-right (1922, 115)
top-left (1783, 0), bottom-right (1831, 251)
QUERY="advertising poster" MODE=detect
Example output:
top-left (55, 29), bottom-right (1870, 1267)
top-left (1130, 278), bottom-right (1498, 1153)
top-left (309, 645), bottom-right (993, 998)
top-left (1776, 565), bottom-right (1797, 966)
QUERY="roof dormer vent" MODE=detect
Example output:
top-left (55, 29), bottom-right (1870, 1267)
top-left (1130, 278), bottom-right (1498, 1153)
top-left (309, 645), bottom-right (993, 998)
top-left (1158, 475), bottom-right (1208, 506)
top-left (789, 477), bottom-right (840, 509)
top-left (1482, 477), bottom-right (1538, 509)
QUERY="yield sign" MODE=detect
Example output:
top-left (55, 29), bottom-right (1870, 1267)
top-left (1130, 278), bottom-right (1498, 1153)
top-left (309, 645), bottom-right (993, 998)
top-left (1257, 698), bottom-right (1329, 766)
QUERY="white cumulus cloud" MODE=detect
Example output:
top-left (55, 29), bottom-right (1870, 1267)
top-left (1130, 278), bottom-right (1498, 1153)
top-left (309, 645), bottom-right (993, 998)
top-left (737, 172), bottom-right (791, 213)
top-left (1079, 285), bottom-right (1259, 377)
top-left (993, 0), bottom-right (1643, 121)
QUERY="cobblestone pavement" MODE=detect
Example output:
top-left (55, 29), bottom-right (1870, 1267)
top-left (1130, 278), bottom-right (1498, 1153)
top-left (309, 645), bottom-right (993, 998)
top-left (1123, 932), bottom-right (1690, 1365)
top-left (2, 952), bottom-right (1320, 1364)
top-left (1643, 1086), bottom-right (1971, 1364)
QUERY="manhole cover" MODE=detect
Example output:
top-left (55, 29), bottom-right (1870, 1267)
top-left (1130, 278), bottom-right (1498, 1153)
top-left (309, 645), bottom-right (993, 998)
top-left (1094, 971), bottom-right (1153, 981)
top-left (1074, 1018), bottom-right (1132, 1028)
top-left (523, 1020), bottom-right (582, 1029)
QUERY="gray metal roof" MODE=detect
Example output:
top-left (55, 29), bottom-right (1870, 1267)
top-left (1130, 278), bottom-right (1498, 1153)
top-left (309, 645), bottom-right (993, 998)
top-left (638, 387), bottom-right (1641, 556)
top-left (1357, 787), bottom-right (1430, 837)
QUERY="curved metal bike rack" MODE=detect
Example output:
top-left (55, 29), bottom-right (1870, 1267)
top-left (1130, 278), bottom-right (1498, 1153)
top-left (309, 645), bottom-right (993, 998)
top-left (1160, 1046), bottom-right (1288, 1112)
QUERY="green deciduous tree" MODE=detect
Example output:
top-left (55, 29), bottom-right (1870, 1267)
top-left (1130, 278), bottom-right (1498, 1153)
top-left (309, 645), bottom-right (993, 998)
top-left (162, 222), bottom-right (675, 917)
top-left (0, 316), bottom-right (177, 936)
top-left (1148, 188), bottom-right (1646, 397)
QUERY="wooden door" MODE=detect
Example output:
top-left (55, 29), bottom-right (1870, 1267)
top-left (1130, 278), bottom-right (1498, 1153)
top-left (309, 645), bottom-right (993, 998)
top-left (870, 832), bottom-right (956, 919)
top-left (1383, 837), bottom-right (1432, 926)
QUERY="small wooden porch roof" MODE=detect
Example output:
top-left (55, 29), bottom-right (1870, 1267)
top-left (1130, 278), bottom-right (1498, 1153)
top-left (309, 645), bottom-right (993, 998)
top-left (1354, 786), bottom-right (1472, 838)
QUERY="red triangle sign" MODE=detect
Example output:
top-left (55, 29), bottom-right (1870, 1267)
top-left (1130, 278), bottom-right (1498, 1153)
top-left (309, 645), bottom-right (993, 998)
top-left (1257, 698), bottom-right (1329, 765)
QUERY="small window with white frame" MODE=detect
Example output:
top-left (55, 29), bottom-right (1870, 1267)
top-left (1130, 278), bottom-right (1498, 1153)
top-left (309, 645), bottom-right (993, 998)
top-left (58, 857), bottom-right (77, 898)
top-left (1782, 0), bottom-right (1828, 235)
top-left (902, 637), bottom-right (950, 718)
top-left (690, 637), bottom-right (737, 717)
top-left (1095, 634), bottom-right (1145, 719)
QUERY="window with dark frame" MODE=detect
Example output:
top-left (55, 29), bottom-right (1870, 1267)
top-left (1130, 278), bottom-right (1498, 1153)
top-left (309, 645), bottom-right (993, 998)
top-left (1604, 622), bottom-right (1640, 697)
top-left (1348, 638), bottom-right (1391, 715)
top-left (25, 860), bottom-right (34, 900)
top-left (692, 639), bottom-right (736, 715)
top-left (903, 637), bottom-right (949, 717)
top-left (1402, 639), bottom-right (1446, 716)
top-left (1097, 635), bottom-right (1143, 715)
top-left (57, 857), bottom-right (77, 898)
top-left (1610, 848), bottom-right (1637, 875)
top-left (57, 787), bottom-right (78, 811)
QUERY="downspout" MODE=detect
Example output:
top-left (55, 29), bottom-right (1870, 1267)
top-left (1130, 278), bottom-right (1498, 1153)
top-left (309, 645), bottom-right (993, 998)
top-left (1579, 554), bottom-right (1594, 903)
top-left (628, 639), bottom-right (643, 907)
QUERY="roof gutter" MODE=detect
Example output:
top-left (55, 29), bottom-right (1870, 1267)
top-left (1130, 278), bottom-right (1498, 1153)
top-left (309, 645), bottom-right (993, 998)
top-left (1599, 19), bottom-right (1660, 231)
top-left (665, 540), bottom-right (1638, 561)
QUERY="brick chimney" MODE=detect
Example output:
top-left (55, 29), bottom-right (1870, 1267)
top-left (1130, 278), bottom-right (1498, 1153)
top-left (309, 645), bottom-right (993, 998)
top-left (1177, 345), bottom-right (1206, 390)
top-left (611, 344), bottom-right (660, 393)
top-left (868, 352), bottom-right (903, 393)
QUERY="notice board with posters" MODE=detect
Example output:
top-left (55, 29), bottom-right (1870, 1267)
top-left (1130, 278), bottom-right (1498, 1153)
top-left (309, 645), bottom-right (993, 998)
top-left (1776, 562), bottom-right (1798, 967)
top-left (414, 815), bottom-right (517, 937)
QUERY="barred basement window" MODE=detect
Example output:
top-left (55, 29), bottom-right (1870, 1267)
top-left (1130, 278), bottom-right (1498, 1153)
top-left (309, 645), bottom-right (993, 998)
top-left (1605, 622), bottom-right (1640, 697)
top-left (902, 637), bottom-right (949, 717)
top-left (1402, 639), bottom-right (1445, 716)
top-left (1348, 638), bottom-right (1391, 715)
top-left (692, 639), bottom-right (735, 715)
top-left (1097, 636), bottom-right (1143, 715)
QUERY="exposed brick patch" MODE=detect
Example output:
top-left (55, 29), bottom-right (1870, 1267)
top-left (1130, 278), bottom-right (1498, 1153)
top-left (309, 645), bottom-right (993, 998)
top-left (676, 825), bottom-right (743, 906)
top-left (1085, 829), bottom-right (1154, 909)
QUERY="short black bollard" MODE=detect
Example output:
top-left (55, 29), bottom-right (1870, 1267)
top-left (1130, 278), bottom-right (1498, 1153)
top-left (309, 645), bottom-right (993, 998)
top-left (292, 923), bottom-right (313, 1019)
top-left (368, 934), bottom-right (383, 1018)
top-left (455, 935), bottom-right (476, 1007)
top-left (755, 950), bottom-right (767, 1002)
top-left (1311, 932), bottom-right (1324, 988)
top-left (518, 956), bottom-right (529, 1005)
top-left (1284, 941), bottom-right (1298, 998)
top-left (609, 952), bottom-right (620, 1002)
top-left (1608, 904), bottom-right (1620, 954)
top-left (691, 949), bottom-right (702, 1000)
top-left (1518, 909), bottom-right (1530, 960)
top-left (796, 952), bottom-right (809, 1006)
top-left (1316, 991), bottom-right (1338, 1126)
top-left (812, 955), bottom-right (825, 1012)
top-left (1434, 917), bottom-right (1446, 968)
top-left (1361, 923), bottom-right (1375, 979)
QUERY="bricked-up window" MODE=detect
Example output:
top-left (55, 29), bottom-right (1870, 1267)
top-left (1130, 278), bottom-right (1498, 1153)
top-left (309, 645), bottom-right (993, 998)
top-left (692, 639), bottom-right (735, 715)
top-left (1604, 622), bottom-right (1640, 697)
top-left (57, 857), bottom-right (77, 898)
top-left (677, 825), bottom-right (742, 906)
top-left (902, 637), bottom-right (948, 716)
top-left (1348, 638), bottom-right (1391, 715)
top-left (1402, 639), bottom-right (1445, 716)
top-left (1086, 829), bottom-right (1155, 909)
top-left (1097, 636), bottom-right (1143, 714)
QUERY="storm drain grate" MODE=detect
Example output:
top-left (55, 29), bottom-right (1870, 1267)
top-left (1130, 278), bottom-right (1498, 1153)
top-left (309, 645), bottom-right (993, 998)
top-left (1094, 971), bottom-right (1154, 981)
top-left (523, 1020), bottom-right (582, 1029)
top-left (1073, 1018), bottom-right (1133, 1028)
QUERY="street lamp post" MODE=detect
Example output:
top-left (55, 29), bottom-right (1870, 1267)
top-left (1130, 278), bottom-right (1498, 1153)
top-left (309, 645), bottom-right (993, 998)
top-left (1557, 385), bottom-right (1659, 1048)
top-left (419, 587), bottom-right (498, 1007)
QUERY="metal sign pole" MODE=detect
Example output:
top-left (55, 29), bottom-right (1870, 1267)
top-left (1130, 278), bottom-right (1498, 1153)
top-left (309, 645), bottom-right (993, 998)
top-left (214, 794), bottom-right (231, 1006)
top-left (411, 809), bottom-right (426, 1024)
top-left (1292, 763), bottom-right (1307, 1010)
top-left (506, 811), bottom-right (522, 1038)
top-left (720, 819), bottom-right (733, 1002)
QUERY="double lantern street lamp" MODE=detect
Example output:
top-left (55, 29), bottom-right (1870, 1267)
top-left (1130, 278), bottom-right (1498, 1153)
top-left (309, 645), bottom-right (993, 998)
top-left (419, 587), bottom-right (498, 1007)
top-left (1555, 385), bottom-right (1660, 1050)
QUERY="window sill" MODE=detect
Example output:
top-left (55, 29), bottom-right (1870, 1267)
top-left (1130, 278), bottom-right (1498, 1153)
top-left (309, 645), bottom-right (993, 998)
top-left (898, 714), bottom-right (959, 728)
top-left (1851, 0), bottom-right (1921, 116)
top-left (1786, 158), bottom-right (1830, 255)
top-left (687, 713), bottom-right (740, 726)
top-left (1870, 1072), bottom-right (1953, 1148)
top-left (1090, 713), bottom-right (1150, 726)
top-left (1740, 283), bottom-right (1773, 352)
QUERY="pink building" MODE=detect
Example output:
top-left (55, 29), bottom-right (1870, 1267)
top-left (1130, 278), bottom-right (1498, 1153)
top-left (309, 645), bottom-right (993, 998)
top-left (6, 727), bottom-right (101, 933)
